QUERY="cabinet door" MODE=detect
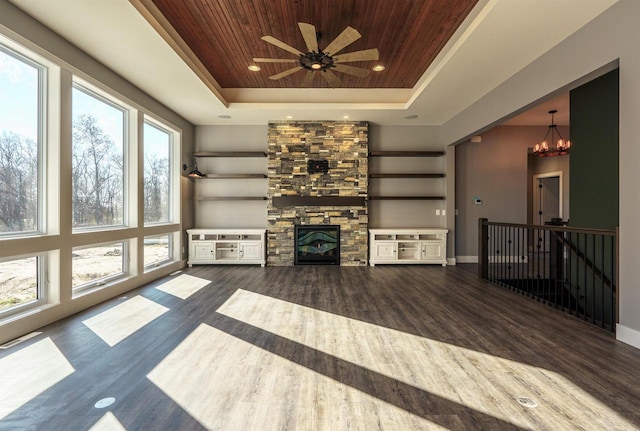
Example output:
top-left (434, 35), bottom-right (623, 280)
top-left (192, 242), bottom-right (214, 260)
top-left (374, 242), bottom-right (397, 260)
top-left (239, 242), bottom-right (263, 261)
top-left (421, 241), bottom-right (445, 261)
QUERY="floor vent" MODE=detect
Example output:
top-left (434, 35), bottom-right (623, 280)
top-left (0, 331), bottom-right (42, 350)
top-left (517, 396), bottom-right (538, 408)
top-left (94, 397), bottom-right (116, 409)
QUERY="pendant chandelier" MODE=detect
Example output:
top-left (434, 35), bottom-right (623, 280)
top-left (533, 109), bottom-right (571, 157)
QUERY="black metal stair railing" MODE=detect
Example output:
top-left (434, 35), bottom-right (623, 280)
top-left (478, 218), bottom-right (617, 332)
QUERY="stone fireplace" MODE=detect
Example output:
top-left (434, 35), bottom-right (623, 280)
top-left (267, 121), bottom-right (368, 266)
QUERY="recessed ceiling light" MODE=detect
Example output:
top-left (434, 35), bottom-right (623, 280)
top-left (372, 64), bottom-right (385, 72)
top-left (218, 115), bottom-right (231, 119)
top-left (404, 114), bottom-right (418, 120)
top-left (248, 64), bottom-right (261, 71)
top-left (286, 115), bottom-right (293, 119)
top-left (343, 115), bottom-right (350, 119)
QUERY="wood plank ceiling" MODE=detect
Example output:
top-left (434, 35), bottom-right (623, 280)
top-left (150, 0), bottom-right (478, 89)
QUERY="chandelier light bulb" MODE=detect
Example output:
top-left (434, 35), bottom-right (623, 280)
top-left (533, 110), bottom-right (571, 157)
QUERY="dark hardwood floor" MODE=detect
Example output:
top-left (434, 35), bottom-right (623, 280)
top-left (1, 264), bottom-right (639, 430)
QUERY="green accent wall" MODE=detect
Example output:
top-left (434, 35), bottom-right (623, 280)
top-left (569, 69), bottom-right (619, 229)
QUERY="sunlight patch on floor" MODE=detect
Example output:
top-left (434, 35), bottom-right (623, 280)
top-left (83, 295), bottom-right (168, 347)
top-left (0, 337), bottom-right (74, 420)
top-left (147, 323), bottom-right (451, 431)
top-left (154, 273), bottom-right (210, 299)
top-left (216, 289), bottom-right (636, 430)
top-left (89, 412), bottom-right (126, 431)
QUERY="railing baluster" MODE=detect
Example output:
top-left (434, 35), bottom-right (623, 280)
top-left (600, 234), bottom-right (605, 328)
top-left (611, 234), bottom-right (616, 332)
top-left (478, 219), bottom-right (617, 333)
top-left (591, 234), bottom-right (596, 325)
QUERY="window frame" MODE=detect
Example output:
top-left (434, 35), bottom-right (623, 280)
top-left (71, 81), bottom-right (130, 232)
top-left (71, 240), bottom-right (129, 296)
top-left (0, 253), bottom-right (47, 319)
top-left (143, 118), bottom-right (174, 226)
top-left (0, 43), bottom-right (47, 238)
top-left (143, 233), bottom-right (174, 270)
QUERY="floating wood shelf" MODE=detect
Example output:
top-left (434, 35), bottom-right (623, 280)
top-left (272, 196), bottom-right (367, 207)
top-left (368, 151), bottom-right (445, 157)
top-left (202, 174), bottom-right (267, 179)
top-left (369, 173), bottom-right (445, 179)
top-left (369, 196), bottom-right (445, 200)
top-left (195, 196), bottom-right (268, 201)
top-left (193, 151), bottom-right (267, 157)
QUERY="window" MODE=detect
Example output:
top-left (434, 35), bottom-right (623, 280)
top-left (0, 46), bottom-right (43, 235)
top-left (0, 256), bottom-right (41, 313)
top-left (144, 234), bottom-right (172, 268)
top-left (72, 85), bottom-right (126, 229)
top-left (72, 242), bottom-right (127, 292)
top-left (143, 121), bottom-right (171, 224)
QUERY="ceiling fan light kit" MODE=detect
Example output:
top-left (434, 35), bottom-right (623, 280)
top-left (253, 22), bottom-right (379, 87)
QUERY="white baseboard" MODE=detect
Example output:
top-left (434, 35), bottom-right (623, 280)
top-left (446, 258), bottom-right (457, 266)
top-left (617, 324), bottom-right (640, 350)
top-left (456, 256), bottom-right (478, 263)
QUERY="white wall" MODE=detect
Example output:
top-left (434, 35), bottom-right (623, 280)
top-left (368, 124), bottom-right (448, 229)
top-left (455, 125), bottom-right (570, 258)
top-left (441, 0), bottom-right (640, 348)
top-left (193, 125), bottom-right (268, 228)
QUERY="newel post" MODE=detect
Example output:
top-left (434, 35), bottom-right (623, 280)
top-left (478, 218), bottom-right (488, 279)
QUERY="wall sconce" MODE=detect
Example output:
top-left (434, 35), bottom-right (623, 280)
top-left (182, 162), bottom-right (204, 178)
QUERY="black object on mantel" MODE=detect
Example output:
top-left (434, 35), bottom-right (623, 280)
top-left (272, 196), bottom-right (366, 207)
top-left (307, 159), bottom-right (329, 174)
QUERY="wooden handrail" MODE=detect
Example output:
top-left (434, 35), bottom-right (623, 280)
top-left (483, 221), bottom-right (616, 236)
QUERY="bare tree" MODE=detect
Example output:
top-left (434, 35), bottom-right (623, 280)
top-left (144, 153), bottom-right (169, 222)
top-left (72, 114), bottom-right (123, 227)
top-left (0, 132), bottom-right (37, 232)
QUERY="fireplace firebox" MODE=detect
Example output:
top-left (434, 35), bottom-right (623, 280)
top-left (294, 225), bottom-right (340, 265)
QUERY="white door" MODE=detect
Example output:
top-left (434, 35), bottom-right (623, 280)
top-left (421, 241), bottom-right (445, 261)
top-left (374, 242), bottom-right (397, 260)
top-left (192, 242), bottom-right (214, 261)
top-left (533, 172), bottom-right (562, 252)
top-left (239, 242), bottom-right (262, 261)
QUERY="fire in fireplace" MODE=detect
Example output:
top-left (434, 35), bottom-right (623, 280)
top-left (294, 225), bottom-right (340, 265)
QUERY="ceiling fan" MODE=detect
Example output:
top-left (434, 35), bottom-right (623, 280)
top-left (253, 22), bottom-right (379, 87)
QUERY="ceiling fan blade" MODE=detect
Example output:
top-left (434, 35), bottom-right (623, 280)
top-left (298, 23), bottom-right (319, 53)
top-left (253, 58), bottom-right (298, 63)
top-left (333, 64), bottom-right (370, 78)
top-left (333, 48), bottom-right (379, 63)
top-left (321, 70), bottom-right (342, 87)
top-left (261, 35), bottom-right (304, 56)
top-left (301, 71), bottom-right (314, 87)
top-left (269, 66), bottom-right (303, 80)
top-left (323, 26), bottom-right (361, 56)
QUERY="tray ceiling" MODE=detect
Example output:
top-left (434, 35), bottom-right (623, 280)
top-left (6, 0), bottom-right (618, 125)
top-left (150, 0), bottom-right (478, 89)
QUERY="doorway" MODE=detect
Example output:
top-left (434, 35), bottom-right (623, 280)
top-left (533, 171), bottom-right (562, 253)
top-left (533, 171), bottom-right (563, 225)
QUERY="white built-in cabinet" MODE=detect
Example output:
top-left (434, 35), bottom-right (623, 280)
top-left (187, 229), bottom-right (266, 267)
top-left (369, 229), bottom-right (448, 266)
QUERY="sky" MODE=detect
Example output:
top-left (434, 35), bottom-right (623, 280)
top-left (0, 49), bottom-right (38, 141)
top-left (1, 48), bottom-right (169, 158)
